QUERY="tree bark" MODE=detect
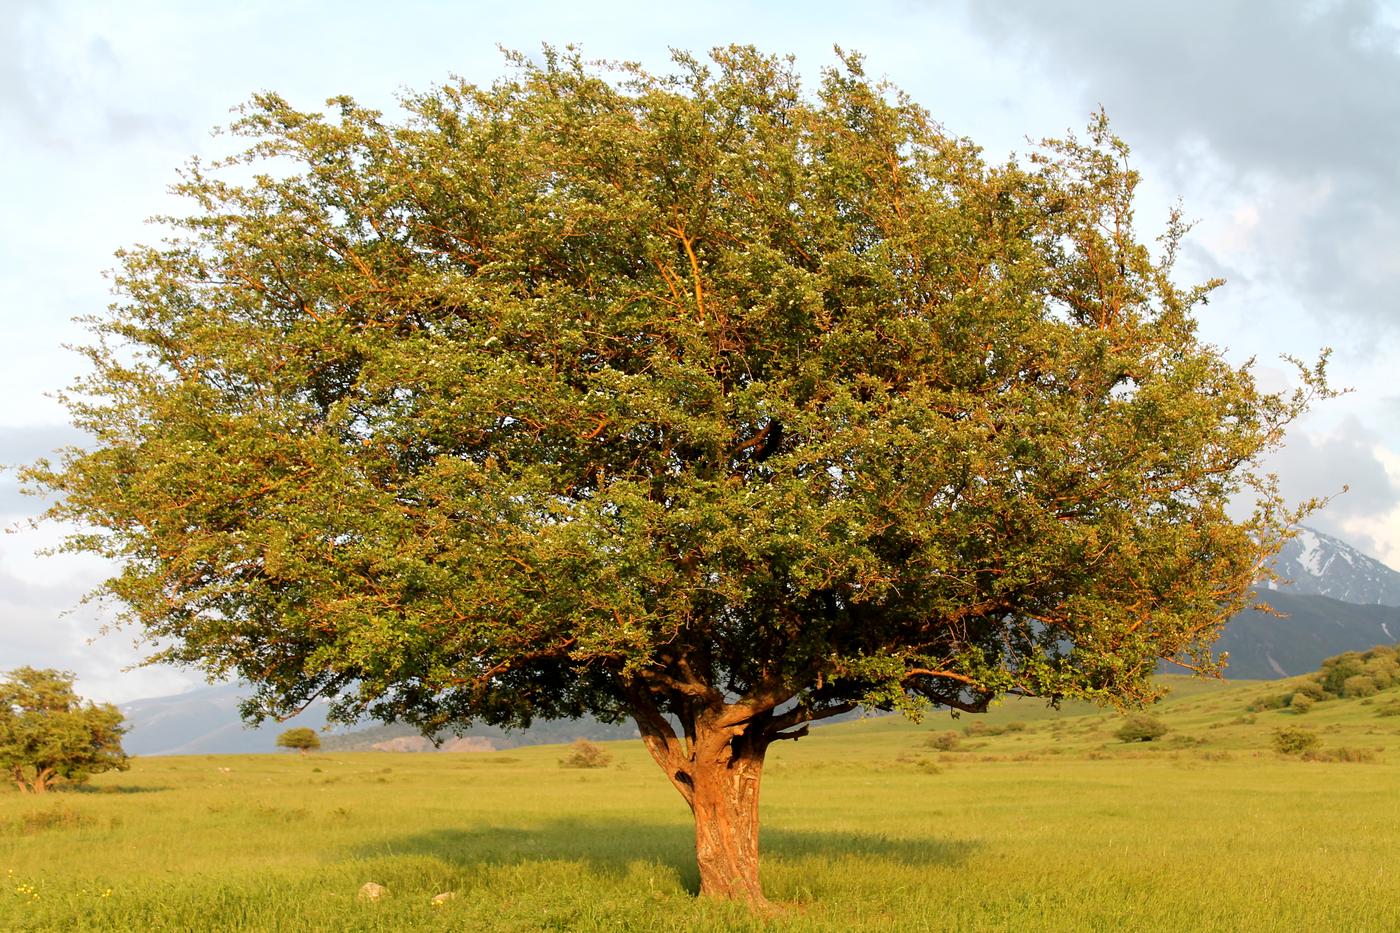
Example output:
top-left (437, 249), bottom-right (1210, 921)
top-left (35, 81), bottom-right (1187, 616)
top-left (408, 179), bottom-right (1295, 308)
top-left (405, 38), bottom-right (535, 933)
top-left (687, 736), bottom-right (767, 905)
top-left (629, 691), bottom-right (774, 910)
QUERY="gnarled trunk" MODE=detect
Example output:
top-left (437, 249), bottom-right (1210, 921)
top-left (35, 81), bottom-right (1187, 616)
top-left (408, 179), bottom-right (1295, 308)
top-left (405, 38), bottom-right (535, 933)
top-left (688, 738), bottom-right (766, 904)
top-left (631, 698), bottom-right (774, 909)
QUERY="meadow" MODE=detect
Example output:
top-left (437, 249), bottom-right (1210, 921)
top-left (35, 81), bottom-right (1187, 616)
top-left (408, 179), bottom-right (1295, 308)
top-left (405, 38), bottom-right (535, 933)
top-left (5, 675), bottom-right (1400, 932)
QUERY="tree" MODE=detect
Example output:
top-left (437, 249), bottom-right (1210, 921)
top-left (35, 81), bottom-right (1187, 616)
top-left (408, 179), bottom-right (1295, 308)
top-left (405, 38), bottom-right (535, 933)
top-left (25, 47), bottom-right (1323, 906)
top-left (276, 727), bottom-right (321, 754)
top-left (0, 668), bottom-right (128, 793)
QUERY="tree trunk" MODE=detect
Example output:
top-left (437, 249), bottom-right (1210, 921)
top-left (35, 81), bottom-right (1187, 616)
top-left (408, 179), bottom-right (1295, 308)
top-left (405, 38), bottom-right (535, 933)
top-left (687, 739), bottom-right (767, 905)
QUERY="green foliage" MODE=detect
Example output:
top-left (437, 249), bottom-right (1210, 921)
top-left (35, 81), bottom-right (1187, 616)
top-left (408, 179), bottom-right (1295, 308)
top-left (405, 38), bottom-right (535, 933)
top-left (1272, 727), bottom-right (1320, 756)
top-left (0, 668), bottom-right (128, 793)
top-left (1287, 693), bottom-right (1314, 714)
top-left (1342, 675), bottom-right (1379, 699)
top-left (1319, 652), bottom-right (1367, 696)
top-left (1290, 681), bottom-right (1328, 702)
top-left (558, 738), bottom-right (613, 769)
top-left (276, 728), bottom-right (321, 753)
top-left (1114, 714), bottom-right (1168, 743)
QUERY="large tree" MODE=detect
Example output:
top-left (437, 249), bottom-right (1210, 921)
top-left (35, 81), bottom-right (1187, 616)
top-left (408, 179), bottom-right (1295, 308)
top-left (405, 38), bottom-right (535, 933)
top-left (27, 48), bottom-right (1322, 905)
top-left (0, 668), bottom-right (129, 793)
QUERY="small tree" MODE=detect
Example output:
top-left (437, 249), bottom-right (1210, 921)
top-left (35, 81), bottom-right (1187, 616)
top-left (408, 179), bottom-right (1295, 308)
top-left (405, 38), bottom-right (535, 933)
top-left (0, 668), bottom-right (128, 793)
top-left (1115, 714), bottom-right (1168, 743)
top-left (276, 727), bottom-right (321, 754)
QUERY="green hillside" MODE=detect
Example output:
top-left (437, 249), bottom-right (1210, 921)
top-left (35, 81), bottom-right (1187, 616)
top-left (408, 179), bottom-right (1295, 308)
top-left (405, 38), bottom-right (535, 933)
top-left (5, 669), bottom-right (1400, 931)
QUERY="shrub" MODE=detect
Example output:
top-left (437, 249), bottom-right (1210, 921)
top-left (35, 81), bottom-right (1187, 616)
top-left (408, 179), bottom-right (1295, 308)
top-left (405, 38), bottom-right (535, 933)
top-left (1376, 700), bottom-right (1400, 718)
top-left (1248, 693), bottom-right (1289, 712)
top-left (1363, 657), bottom-right (1398, 689)
top-left (926, 731), bottom-right (961, 751)
top-left (1288, 694), bottom-right (1315, 715)
top-left (1342, 675), bottom-right (1379, 699)
top-left (1290, 680), bottom-right (1328, 702)
top-left (1320, 654), bottom-right (1367, 695)
top-left (1272, 726), bottom-right (1320, 756)
top-left (1115, 715), bottom-right (1168, 743)
top-left (559, 739), bottom-right (613, 769)
top-left (1004, 721), bottom-right (1028, 733)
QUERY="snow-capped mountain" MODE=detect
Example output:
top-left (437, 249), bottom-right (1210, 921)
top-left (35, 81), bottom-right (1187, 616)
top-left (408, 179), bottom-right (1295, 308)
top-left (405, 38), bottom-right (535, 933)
top-left (1266, 527), bottom-right (1400, 607)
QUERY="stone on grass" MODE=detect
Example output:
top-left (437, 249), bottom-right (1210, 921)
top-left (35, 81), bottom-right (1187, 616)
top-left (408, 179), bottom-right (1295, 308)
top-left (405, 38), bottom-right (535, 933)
top-left (358, 882), bottom-right (385, 901)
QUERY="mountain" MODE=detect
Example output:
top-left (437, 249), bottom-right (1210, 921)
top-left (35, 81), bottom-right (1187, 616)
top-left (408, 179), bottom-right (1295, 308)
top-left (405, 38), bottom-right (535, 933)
top-left (1266, 526), bottom-right (1400, 605)
top-left (1216, 589), bottom-right (1400, 680)
top-left (120, 682), bottom-right (332, 756)
top-left (119, 681), bottom-right (638, 756)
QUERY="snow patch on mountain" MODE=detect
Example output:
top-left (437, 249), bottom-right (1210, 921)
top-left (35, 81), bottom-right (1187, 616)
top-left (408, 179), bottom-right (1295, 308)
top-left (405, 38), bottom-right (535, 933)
top-left (1267, 527), bottom-right (1400, 607)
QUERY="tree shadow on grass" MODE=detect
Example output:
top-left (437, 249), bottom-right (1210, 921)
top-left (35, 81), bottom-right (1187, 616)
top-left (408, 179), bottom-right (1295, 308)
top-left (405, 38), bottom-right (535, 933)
top-left (358, 818), bottom-right (978, 895)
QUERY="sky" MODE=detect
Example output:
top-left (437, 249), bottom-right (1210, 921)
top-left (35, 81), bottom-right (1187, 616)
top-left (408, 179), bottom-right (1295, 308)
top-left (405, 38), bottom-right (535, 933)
top-left (3, 0), bottom-right (1399, 702)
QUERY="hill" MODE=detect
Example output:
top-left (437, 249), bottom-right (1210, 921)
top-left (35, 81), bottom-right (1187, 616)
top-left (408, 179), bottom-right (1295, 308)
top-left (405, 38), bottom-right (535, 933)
top-left (1218, 590), bottom-right (1400, 679)
top-left (119, 682), bottom-right (333, 756)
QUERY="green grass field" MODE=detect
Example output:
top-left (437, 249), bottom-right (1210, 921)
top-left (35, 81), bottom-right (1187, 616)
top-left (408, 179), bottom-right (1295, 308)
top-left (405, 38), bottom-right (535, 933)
top-left (6, 675), bottom-right (1400, 931)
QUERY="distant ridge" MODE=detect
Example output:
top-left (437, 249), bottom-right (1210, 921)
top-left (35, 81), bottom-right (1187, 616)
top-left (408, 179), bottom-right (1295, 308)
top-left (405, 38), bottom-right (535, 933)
top-left (1217, 590), bottom-right (1400, 680)
top-left (119, 682), bottom-right (331, 756)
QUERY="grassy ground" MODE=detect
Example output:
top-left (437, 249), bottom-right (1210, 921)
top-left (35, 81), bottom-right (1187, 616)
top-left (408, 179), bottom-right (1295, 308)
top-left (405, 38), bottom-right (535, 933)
top-left (5, 675), bottom-right (1400, 931)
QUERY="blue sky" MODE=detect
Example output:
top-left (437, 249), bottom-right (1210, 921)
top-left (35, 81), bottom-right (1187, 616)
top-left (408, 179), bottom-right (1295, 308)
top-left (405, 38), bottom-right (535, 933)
top-left (4, 0), bottom-right (1400, 701)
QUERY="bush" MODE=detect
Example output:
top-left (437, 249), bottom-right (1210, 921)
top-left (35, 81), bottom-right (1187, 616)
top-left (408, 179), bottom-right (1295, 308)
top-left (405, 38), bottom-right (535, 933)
top-left (1288, 694), bottom-right (1315, 715)
top-left (1290, 680), bottom-right (1328, 702)
top-left (926, 731), bottom-right (961, 751)
top-left (559, 739), bottom-right (613, 769)
top-left (1004, 721), bottom-right (1028, 733)
top-left (1272, 726), bottom-right (1320, 756)
top-left (1376, 700), bottom-right (1400, 718)
top-left (1342, 675), bottom-right (1379, 699)
top-left (1320, 653), bottom-right (1367, 695)
top-left (1115, 715), bottom-right (1168, 743)
top-left (1248, 693), bottom-right (1290, 712)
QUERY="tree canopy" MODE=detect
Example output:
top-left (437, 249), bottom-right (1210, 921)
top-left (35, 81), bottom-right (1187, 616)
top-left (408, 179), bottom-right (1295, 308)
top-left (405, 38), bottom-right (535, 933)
top-left (26, 47), bottom-right (1322, 903)
top-left (276, 727), bottom-right (321, 753)
top-left (0, 667), bottom-right (129, 793)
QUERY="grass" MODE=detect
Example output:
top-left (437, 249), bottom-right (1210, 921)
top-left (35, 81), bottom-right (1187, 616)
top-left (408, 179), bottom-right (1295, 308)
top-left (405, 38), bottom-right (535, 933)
top-left (4, 675), bottom-right (1400, 931)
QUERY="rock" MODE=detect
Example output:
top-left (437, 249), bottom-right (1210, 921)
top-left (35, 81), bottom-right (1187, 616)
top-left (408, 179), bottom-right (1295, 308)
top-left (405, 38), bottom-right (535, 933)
top-left (358, 882), bottom-right (385, 901)
top-left (431, 892), bottom-right (456, 906)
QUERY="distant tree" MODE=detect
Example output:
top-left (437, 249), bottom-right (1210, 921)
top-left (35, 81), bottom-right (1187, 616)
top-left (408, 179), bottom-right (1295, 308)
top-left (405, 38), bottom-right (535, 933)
top-left (0, 668), bottom-right (128, 793)
top-left (1115, 714), bottom-right (1168, 743)
top-left (24, 48), bottom-right (1325, 906)
top-left (276, 727), bottom-right (321, 754)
